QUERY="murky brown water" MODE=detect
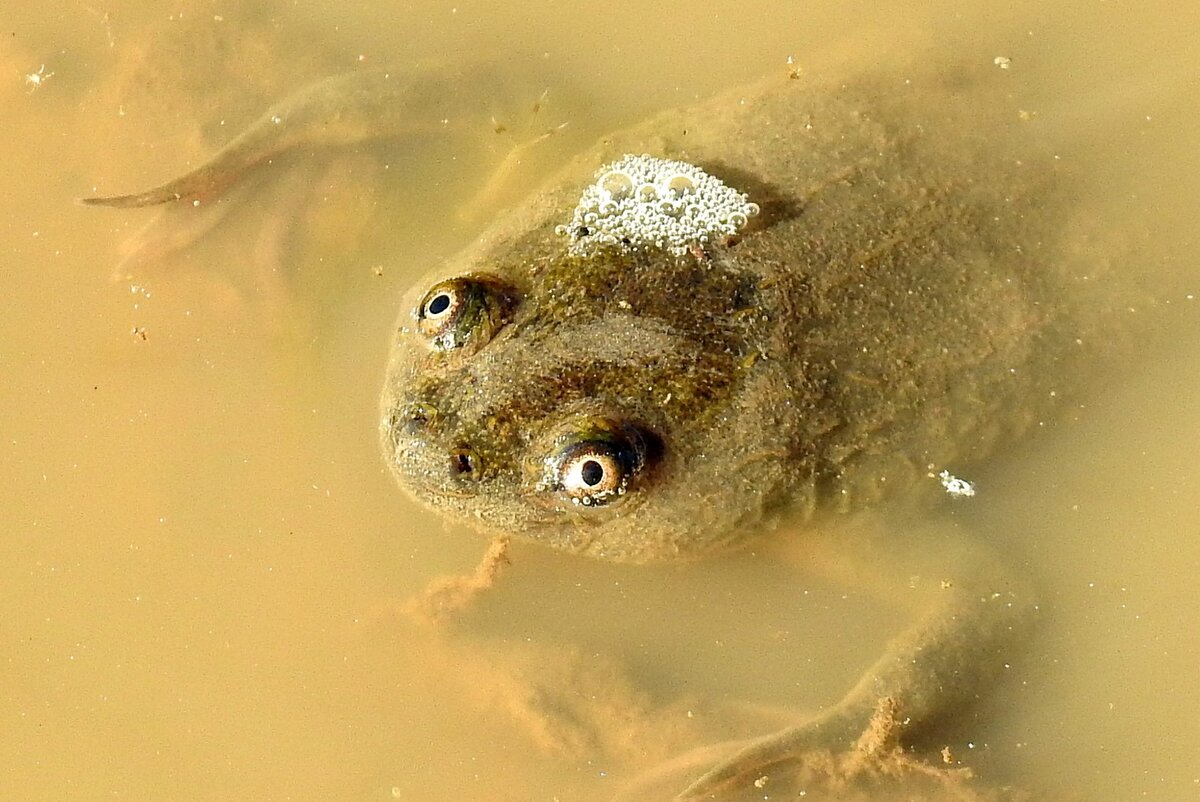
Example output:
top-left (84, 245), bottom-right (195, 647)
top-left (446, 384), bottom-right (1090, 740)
top-left (3, 1), bottom-right (1198, 800)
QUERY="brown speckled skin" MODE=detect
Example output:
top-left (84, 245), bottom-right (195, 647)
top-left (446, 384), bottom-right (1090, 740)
top-left (80, 53), bottom-right (1137, 796)
top-left (381, 63), bottom-right (1090, 563)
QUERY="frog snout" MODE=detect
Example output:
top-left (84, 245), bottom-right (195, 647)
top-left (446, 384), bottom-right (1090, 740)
top-left (397, 401), bottom-right (435, 436)
top-left (388, 400), bottom-right (483, 488)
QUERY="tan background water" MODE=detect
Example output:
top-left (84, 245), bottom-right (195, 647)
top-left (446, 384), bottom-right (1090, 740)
top-left (2, 1), bottom-right (1199, 800)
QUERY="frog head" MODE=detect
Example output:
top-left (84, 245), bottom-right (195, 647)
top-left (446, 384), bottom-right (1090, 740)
top-left (380, 220), bottom-right (816, 562)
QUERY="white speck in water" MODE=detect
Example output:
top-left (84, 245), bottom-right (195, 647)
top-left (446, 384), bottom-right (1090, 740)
top-left (938, 470), bottom-right (976, 498)
top-left (24, 64), bottom-right (54, 92)
top-left (993, 55), bottom-right (1012, 70)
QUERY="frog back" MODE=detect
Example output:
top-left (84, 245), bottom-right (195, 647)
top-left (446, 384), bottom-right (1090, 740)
top-left (384, 59), bottom-right (1122, 560)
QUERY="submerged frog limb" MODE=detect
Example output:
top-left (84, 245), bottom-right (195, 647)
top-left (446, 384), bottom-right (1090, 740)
top-left (456, 121), bottom-right (571, 223)
top-left (82, 62), bottom-right (588, 313)
top-left (404, 534), bottom-right (512, 624)
top-left (673, 547), bottom-right (1035, 800)
top-left (626, 699), bottom-right (1002, 802)
top-left (81, 63), bottom-right (583, 211)
top-left (80, 70), bottom-right (441, 209)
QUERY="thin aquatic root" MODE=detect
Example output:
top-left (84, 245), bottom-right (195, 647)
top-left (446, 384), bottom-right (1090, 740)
top-left (404, 534), bottom-right (511, 624)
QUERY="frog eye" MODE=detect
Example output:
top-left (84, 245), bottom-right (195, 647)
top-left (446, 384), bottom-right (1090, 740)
top-left (538, 421), bottom-right (658, 507)
top-left (415, 276), bottom-right (513, 352)
top-left (559, 447), bottom-right (626, 502)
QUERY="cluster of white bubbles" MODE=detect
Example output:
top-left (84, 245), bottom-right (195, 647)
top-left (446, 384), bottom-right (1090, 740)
top-left (555, 154), bottom-right (760, 257)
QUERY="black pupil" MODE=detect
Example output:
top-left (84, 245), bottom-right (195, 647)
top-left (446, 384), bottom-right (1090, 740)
top-left (427, 292), bottom-right (451, 316)
top-left (580, 459), bottom-right (604, 487)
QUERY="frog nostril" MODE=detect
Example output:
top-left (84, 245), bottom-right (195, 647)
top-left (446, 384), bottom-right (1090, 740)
top-left (401, 401), bottom-right (438, 434)
top-left (449, 447), bottom-right (481, 481)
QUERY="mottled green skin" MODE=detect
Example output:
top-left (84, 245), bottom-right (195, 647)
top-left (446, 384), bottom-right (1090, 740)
top-left (382, 63), bottom-right (1087, 563)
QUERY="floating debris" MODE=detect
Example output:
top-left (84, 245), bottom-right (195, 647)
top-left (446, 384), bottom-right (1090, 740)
top-left (24, 64), bottom-right (54, 92)
top-left (938, 470), bottom-right (976, 498)
top-left (555, 154), bottom-right (759, 257)
top-left (993, 56), bottom-right (1012, 70)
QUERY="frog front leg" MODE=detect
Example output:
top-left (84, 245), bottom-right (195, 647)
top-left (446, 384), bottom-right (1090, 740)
top-left (670, 531), bottom-right (1036, 800)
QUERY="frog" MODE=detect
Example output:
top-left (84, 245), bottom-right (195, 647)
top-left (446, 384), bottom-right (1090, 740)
top-left (379, 69), bottom-right (1068, 799)
top-left (83, 49), bottom-right (1134, 800)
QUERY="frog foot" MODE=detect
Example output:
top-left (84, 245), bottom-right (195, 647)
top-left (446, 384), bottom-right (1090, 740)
top-left (660, 697), bottom-right (1006, 802)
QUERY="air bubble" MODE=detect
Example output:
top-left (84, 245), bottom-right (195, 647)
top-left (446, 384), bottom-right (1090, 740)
top-left (636, 184), bottom-right (659, 203)
top-left (665, 174), bottom-right (697, 198)
top-left (556, 154), bottom-right (759, 257)
top-left (598, 170), bottom-right (635, 201)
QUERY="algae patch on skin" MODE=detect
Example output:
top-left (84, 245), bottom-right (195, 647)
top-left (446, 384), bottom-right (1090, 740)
top-left (555, 154), bottom-right (760, 257)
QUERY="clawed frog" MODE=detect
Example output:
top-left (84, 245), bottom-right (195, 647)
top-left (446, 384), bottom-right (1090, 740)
top-left (85, 53), bottom-right (1133, 799)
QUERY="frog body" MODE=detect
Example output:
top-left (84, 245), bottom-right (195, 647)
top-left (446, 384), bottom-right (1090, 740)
top-left (382, 66), bottom-right (1082, 562)
top-left (84, 56), bottom-right (1126, 799)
